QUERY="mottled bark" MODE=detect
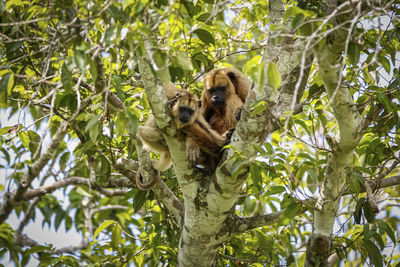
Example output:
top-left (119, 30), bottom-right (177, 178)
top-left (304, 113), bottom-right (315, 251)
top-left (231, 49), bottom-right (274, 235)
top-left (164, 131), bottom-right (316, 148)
top-left (307, 14), bottom-right (363, 266)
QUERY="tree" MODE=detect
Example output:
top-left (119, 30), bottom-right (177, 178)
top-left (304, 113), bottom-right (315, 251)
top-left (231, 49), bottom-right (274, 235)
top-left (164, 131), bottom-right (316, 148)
top-left (0, 0), bottom-right (399, 266)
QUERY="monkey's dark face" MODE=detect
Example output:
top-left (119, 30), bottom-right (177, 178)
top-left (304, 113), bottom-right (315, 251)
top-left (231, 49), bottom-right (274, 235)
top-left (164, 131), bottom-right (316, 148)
top-left (208, 86), bottom-right (226, 106)
top-left (171, 91), bottom-right (200, 129)
top-left (178, 106), bottom-right (195, 124)
top-left (204, 70), bottom-right (235, 108)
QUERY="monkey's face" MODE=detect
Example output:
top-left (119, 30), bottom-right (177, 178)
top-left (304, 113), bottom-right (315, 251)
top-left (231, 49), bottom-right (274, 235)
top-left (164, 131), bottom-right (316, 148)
top-left (204, 71), bottom-right (234, 107)
top-left (172, 91), bottom-right (200, 129)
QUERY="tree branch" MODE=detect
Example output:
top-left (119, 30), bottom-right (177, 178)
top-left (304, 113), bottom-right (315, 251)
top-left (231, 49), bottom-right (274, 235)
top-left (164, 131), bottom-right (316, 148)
top-left (0, 120), bottom-right (69, 224)
top-left (22, 176), bottom-right (135, 201)
top-left (135, 137), bottom-right (184, 223)
top-left (222, 175), bottom-right (400, 239)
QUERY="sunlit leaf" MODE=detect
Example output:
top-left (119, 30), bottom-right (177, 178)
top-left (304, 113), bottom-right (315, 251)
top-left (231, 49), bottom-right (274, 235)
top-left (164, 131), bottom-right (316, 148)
top-left (18, 131), bottom-right (30, 149)
top-left (111, 224), bottom-right (122, 249)
top-left (278, 203), bottom-right (301, 226)
top-left (267, 62), bottom-right (281, 90)
top-left (93, 220), bottom-right (116, 241)
top-left (172, 51), bottom-right (193, 71)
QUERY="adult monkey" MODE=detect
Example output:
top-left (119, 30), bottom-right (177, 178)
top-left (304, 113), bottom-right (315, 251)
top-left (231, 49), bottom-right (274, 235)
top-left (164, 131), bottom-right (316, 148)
top-left (201, 68), bottom-right (253, 136)
top-left (137, 84), bottom-right (226, 171)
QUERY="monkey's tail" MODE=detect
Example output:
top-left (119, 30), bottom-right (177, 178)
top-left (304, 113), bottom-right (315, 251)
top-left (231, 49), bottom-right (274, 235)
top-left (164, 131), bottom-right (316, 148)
top-left (151, 152), bottom-right (172, 171)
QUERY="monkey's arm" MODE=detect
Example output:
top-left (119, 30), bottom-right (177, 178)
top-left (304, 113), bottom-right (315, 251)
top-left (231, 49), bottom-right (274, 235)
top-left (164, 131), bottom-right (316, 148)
top-left (195, 115), bottom-right (226, 147)
top-left (184, 120), bottom-right (224, 163)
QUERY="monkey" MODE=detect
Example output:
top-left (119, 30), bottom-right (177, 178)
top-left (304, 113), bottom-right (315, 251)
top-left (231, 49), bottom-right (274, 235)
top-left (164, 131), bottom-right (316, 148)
top-left (201, 68), bottom-right (253, 136)
top-left (137, 83), bottom-right (226, 171)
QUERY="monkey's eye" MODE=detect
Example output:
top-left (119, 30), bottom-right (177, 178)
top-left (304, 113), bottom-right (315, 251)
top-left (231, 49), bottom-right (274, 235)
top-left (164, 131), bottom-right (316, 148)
top-left (216, 86), bottom-right (226, 91)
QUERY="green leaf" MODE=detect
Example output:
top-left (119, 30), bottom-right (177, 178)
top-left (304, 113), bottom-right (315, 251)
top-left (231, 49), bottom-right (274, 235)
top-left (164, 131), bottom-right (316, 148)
top-left (266, 186), bottom-right (286, 196)
top-left (96, 155), bottom-right (111, 186)
top-left (88, 57), bottom-right (98, 81)
top-left (0, 126), bottom-right (13, 136)
top-left (373, 233), bottom-right (385, 250)
top-left (379, 55), bottom-right (391, 73)
top-left (376, 219), bottom-right (396, 244)
top-left (363, 239), bottom-right (383, 267)
top-left (61, 62), bottom-right (73, 92)
top-left (74, 50), bottom-right (87, 73)
top-left (256, 62), bottom-right (265, 92)
top-left (193, 28), bottom-right (215, 45)
top-left (28, 130), bottom-right (41, 154)
top-left (93, 220), bottom-right (116, 241)
top-left (348, 42), bottom-right (361, 66)
top-left (250, 101), bottom-right (267, 117)
top-left (76, 187), bottom-right (92, 198)
top-left (292, 14), bottom-right (305, 29)
top-left (54, 209), bottom-right (65, 231)
top-left (126, 110), bottom-right (138, 135)
top-left (7, 73), bottom-right (14, 94)
top-left (294, 119), bottom-right (310, 135)
top-left (278, 203), bottom-right (301, 226)
top-left (85, 114), bottom-right (101, 132)
top-left (354, 198), bottom-right (365, 224)
top-left (172, 51), bottom-right (193, 71)
top-left (267, 62), bottom-right (281, 90)
top-left (0, 147), bottom-right (10, 165)
top-left (105, 25), bottom-right (118, 45)
top-left (124, 189), bottom-right (137, 200)
top-left (25, 245), bottom-right (50, 254)
top-left (362, 68), bottom-right (374, 85)
top-left (18, 131), bottom-right (30, 149)
top-left (111, 224), bottom-right (122, 249)
top-left (363, 200), bottom-right (376, 223)
top-left (250, 164), bottom-right (262, 191)
top-left (133, 190), bottom-right (148, 213)
top-left (59, 152), bottom-right (70, 171)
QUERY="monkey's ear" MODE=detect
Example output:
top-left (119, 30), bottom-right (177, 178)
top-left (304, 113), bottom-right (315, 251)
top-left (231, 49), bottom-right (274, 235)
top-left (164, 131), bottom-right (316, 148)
top-left (198, 101), bottom-right (202, 108)
top-left (227, 71), bottom-right (236, 81)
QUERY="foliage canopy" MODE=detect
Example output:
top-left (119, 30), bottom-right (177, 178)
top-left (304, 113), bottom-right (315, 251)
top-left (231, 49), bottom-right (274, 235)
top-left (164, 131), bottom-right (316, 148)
top-left (0, 0), bottom-right (399, 266)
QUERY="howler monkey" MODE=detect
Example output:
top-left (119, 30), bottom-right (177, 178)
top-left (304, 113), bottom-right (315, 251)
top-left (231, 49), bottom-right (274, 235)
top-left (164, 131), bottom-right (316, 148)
top-left (137, 84), bottom-right (226, 171)
top-left (201, 68), bottom-right (253, 136)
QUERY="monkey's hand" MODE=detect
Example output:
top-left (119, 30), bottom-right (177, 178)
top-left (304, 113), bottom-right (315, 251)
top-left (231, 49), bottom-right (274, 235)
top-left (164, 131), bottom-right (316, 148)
top-left (235, 108), bottom-right (243, 121)
top-left (186, 137), bottom-right (201, 163)
top-left (223, 128), bottom-right (235, 145)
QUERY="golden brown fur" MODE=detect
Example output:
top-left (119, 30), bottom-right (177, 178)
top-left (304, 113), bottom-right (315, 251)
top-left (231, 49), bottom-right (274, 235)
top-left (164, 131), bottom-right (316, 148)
top-left (137, 83), bottom-right (226, 171)
top-left (201, 68), bottom-right (253, 135)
